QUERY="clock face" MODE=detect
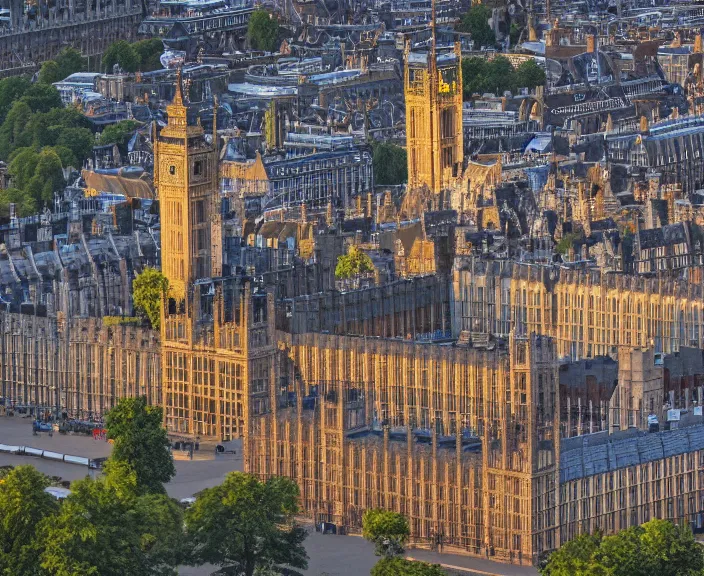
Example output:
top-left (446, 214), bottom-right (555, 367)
top-left (439, 68), bottom-right (457, 94)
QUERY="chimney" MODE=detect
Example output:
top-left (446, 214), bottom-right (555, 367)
top-left (586, 34), bottom-right (597, 53)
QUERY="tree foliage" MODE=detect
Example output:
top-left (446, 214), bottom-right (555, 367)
top-left (0, 76), bottom-right (31, 123)
top-left (0, 187), bottom-right (38, 218)
top-left (39, 47), bottom-right (86, 84)
top-left (8, 147), bottom-right (65, 207)
top-left (457, 4), bottom-right (495, 48)
top-left (462, 56), bottom-right (545, 98)
top-left (104, 396), bottom-right (175, 495)
top-left (102, 40), bottom-right (140, 73)
top-left (185, 472), bottom-right (308, 576)
top-left (362, 509), bottom-right (410, 557)
top-left (133, 38), bottom-right (165, 72)
top-left (371, 557), bottom-right (445, 576)
top-left (100, 119), bottom-right (141, 150)
top-left (0, 466), bottom-right (59, 575)
top-left (540, 520), bottom-right (704, 576)
top-left (335, 246), bottom-right (374, 279)
top-left (247, 9), bottom-right (280, 52)
top-left (133, 267), bottom-right (168, 330)
top-left (372, 142), bottom-right (407, 186)
top-left (40, 460), bottom-right (184, 576)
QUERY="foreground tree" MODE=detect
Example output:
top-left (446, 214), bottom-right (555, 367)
top-left (100, 119), bottom-right (141, 150)
top-left (105, 396), bottom-right (175, 494)
top-left (541, 519), bottom-right (704, 576)
top-left (41, 461), bottom-right (184, 576)
top-left (362, 509), bottom-right (410, 557)
top-left (133, 267), bottom-right (169, 330)
top-left (371, 557), bottom-right (445, 576)
top-left (0, 466), bottom-right (59, 575)
top-left (185, 472), bottom-right (308, 576)
top-left (247, 9), bottom-right (279, 52)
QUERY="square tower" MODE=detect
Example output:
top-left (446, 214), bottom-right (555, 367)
top-left (154, 70), bottom-right (219, 301)
top-left (404, 24), bottom-right (464, 194)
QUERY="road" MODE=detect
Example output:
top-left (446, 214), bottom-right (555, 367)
top-left (0, 417), bottom-right (538, 576)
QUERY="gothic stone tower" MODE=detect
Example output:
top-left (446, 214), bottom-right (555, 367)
top-left (404, 11), bottom-right (464, 195)
top-left (154, 70), bottom-right (219, 301)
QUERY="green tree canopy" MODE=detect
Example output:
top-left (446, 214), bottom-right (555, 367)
top-left (102, 40), bottom-right (140, 73)
top-left (185, 472), bottom-right (308, 576)
top-left (462, 56), bottom-right (545, 98)
top-left (372, 142), bottom-right (407, 186)
top-left (540, 520), bottom-right (704, 576)
top-left (247, 9), bottom-right (280, 52)
top-left (8, 147), bottom-right (40, 191)
top-left (133, 38), bottom-right (165, 72)
top-left (0, 101), bottom-right (33, 159)
top-left (457, 4), bottom-right (495, 48)
top-left (515, 59), bottom-right (547, 90)
top-left (54, 47), bottom-right (86, 79)
top-left (335, 245), bottom-right (375, 279)
top-left (362, 509), bottom-right (410, 557)
top-left (27, 148), bottom-right (65, 206)
top-left (40, 460), bottom-right (184, 576)
top-left (371, 557), bottom-right (446, 576)
top-left (0, 187), bottom-right (38, 218)
top-left (100, 119), bottom-right (141, 150)
top-left (133, 266), bottom-right (169, 330)
top-left (0, 76), bottom-right (31, 122)
top-left (38, 60), bottom-right (63, 86)
top-left (19, 83), bottom-right (63, 114)
top-left (104, 396), bottom-right (175, 495)
top-left (0, 466), bottom-right (59, 575)
top-left (38, 47), bottom-right (86, 85)
top-left (56, 126), bottom-right (95, 166)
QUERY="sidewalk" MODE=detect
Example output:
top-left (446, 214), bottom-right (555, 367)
top-left (406, 549), bottom-right (538, 576)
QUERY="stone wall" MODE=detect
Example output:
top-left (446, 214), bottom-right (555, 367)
top-left (0, 312), bottom-right (161, 419)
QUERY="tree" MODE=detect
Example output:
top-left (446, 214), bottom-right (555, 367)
top-left (40, 460), bottom-right (184, 576)
top-left (372, 142), bottom-right (407, 185)
top-left (540, 532), bottom-right (601, 576)
top-left (0, 466), bottom-right (59, 575)
top-left (335, 246), bottom-right (374, 279)
top-left (461, 57), bottom-right (488, 97)
top-left (540, 520), bottom-right (704, 576)
top-left (7, 147), bottom-right (40, 190)
top-left (19, 83), bottom-right (62, 113)
top-left (515, 59), bottom-right (546, 90)
top-left (100, 119), bottom-right (141, 150)
top-left (362, 509), bottom-right (410, 557)
top-left (371, 557), bottom-right (445, 576)
top-left (457, 4), bottom-right (495, 48)
top-left (185, 472), bottom-right (308, 576)
top-left (482, 56), bottom-right (516, 95)
top-left (102, 40), bottom-right (140, 73)
top-left (133, 38), bottom-right (165, 72)
top-left (104, 396), bottom-right (175, 495)
top-left (0, 76), bottom-right (30, 123)
top-left (133, 267), bottom-right (168, 330)
top-left (38, 60), bottom-right (63, 85)
top-left (27, 148), bottom-right (64, 207)
top-left (0, 188), bottom-right (37, 218)
top-left (54, 47), bottom-right (86, 79)
top-left (56, 127), bottom-right (95, 166)
top-left (0, 101), bottom-right (33, 159)
top-left (48, 145), bottom-right (78, 170)
top-left (247, 9), bottom-right (280, 52)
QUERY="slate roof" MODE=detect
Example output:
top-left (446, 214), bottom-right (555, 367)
top-left (637, 222), bottom-right (688, 249)
top-left (560, 423), bottom-right (704, 483)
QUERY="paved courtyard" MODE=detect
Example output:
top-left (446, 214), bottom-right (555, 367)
top-left (0, 417), bottom-right (537, 576)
